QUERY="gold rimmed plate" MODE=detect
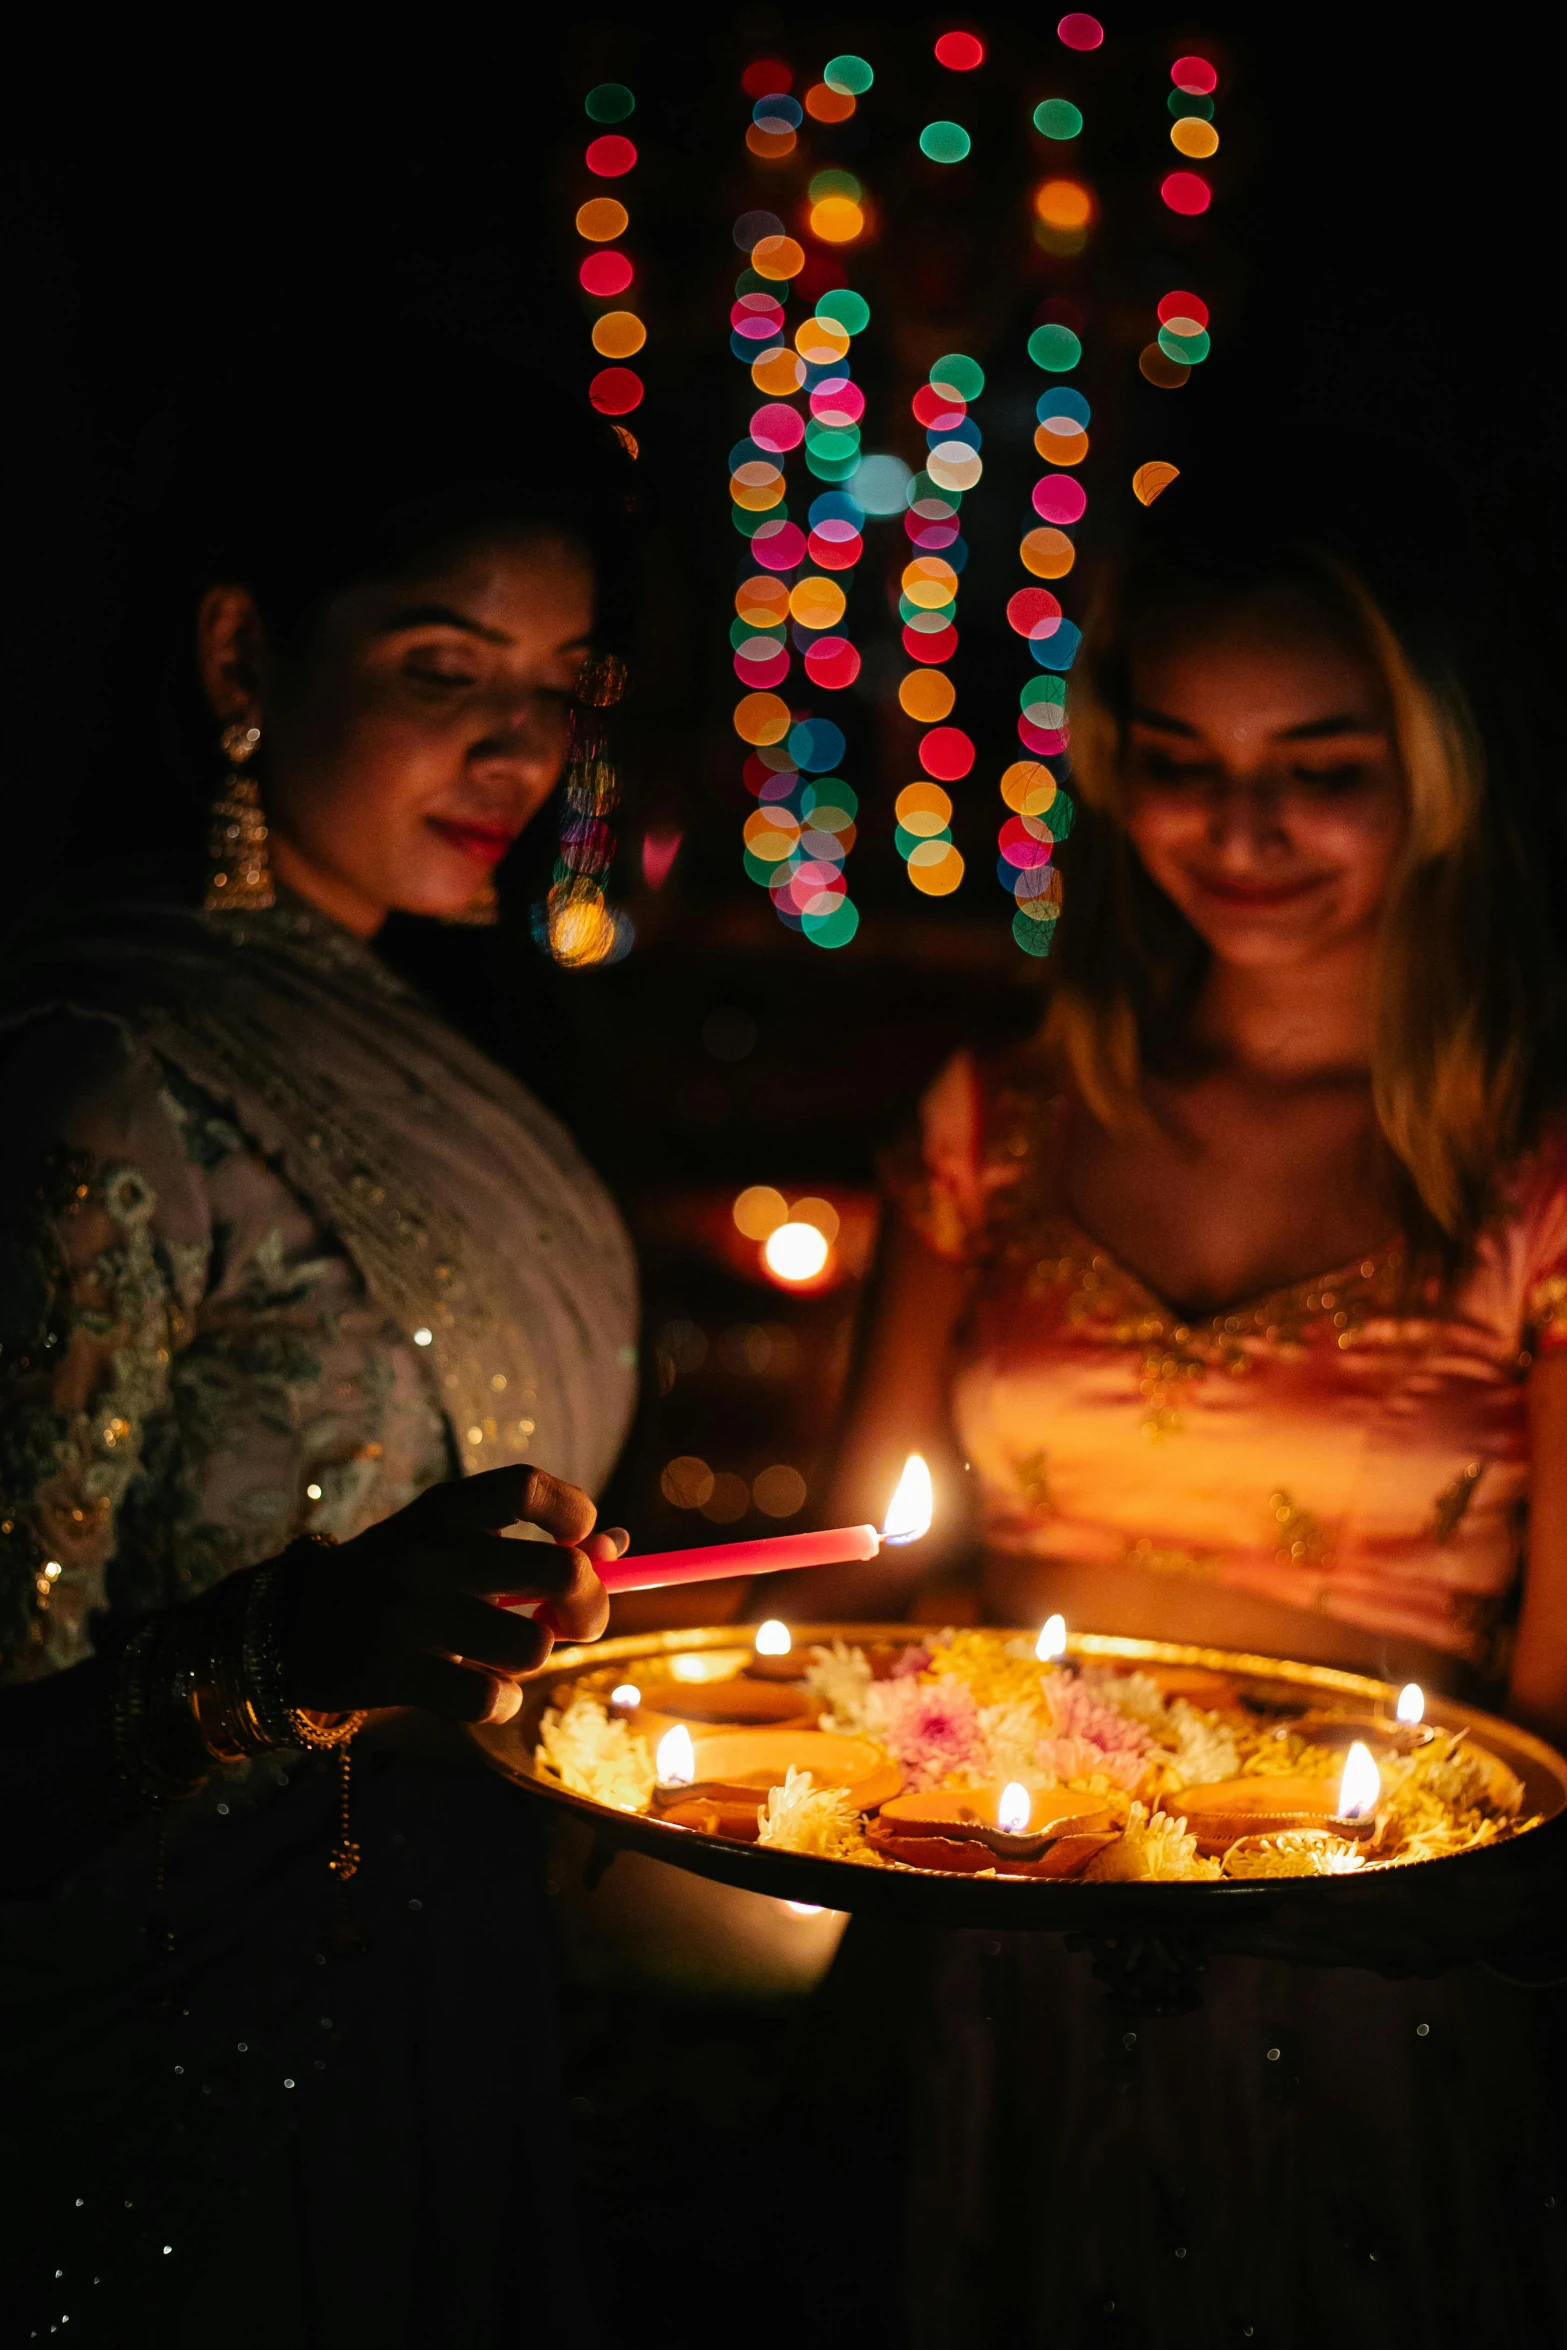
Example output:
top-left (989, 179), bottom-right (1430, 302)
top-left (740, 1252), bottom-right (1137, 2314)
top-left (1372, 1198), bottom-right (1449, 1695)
top-left (468, 1625), bottom-right (1567, 1965)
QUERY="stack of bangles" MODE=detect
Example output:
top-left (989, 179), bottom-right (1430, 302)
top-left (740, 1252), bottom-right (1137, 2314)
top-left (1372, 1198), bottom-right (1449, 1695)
top-left (110, 1533), bottom-right (368, 1802)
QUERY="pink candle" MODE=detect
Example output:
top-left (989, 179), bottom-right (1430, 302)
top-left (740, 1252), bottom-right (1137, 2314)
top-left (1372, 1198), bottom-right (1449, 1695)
top-left (499, 1523), bottom-right (880, 1605)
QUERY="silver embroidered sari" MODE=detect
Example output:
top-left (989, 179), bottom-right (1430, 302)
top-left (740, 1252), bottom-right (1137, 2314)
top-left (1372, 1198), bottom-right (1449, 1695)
top-left (0, 881), bottom-right (636, 1673)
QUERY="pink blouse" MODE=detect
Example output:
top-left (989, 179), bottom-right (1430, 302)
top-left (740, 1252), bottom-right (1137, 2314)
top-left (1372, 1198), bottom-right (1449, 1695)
top-left (890, 1050), bottom-right (1567, 1673)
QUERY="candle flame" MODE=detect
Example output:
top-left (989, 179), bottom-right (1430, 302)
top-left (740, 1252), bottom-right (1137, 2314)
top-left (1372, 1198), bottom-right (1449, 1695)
top-left (610, 1682), bottom-right (641, 1709)
top-left (763, 1221), bottom-right (830, 1284)
top-left (1337, 1740), bottom-right (1381, 1820)
top-left (997, 1781), bottom-right (1032, 1835)
top-left (882, 1453), bottom-right (933, 1545)
top-left (755, 1618), bottom-right (792, 1656)
top-left (1395, 1682), bottom-right (1425, 1726)
top-left (1035, 1613), bottom-right (1067, 1662)
top-left (656, 1724), bottom-right (696, 1787)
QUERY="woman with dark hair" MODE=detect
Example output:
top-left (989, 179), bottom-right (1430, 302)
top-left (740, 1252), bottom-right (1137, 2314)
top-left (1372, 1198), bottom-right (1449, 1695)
top-left (790, 459), bottom-right (1567, 2341)
top-left (0, 356), bottom-right (639, 2343)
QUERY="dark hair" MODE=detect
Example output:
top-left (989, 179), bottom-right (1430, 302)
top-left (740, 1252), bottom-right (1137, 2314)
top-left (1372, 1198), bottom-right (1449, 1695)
top-left (150, 337), bottom-right (638, 806)
top-left (1051, 440), bottom-right (1567, 1267)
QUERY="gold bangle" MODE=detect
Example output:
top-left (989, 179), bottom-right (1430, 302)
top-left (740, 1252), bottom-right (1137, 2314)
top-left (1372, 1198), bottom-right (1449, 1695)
top-left (243, 1541), bottom-right (367, 1752)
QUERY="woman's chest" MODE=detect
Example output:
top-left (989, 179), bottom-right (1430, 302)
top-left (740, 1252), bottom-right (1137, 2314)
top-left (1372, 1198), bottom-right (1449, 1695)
top-left (1057, 1081), bottom-right (1396, 1318)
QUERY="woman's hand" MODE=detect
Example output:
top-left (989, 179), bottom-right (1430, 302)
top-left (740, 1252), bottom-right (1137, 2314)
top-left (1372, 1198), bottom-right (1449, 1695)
top-left (285, 1464), bottom-right (629, 1728)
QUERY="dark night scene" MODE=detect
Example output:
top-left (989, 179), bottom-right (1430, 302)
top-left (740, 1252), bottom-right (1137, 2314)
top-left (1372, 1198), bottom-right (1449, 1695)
top-left (4, 10), bottom-right (1567, 2346)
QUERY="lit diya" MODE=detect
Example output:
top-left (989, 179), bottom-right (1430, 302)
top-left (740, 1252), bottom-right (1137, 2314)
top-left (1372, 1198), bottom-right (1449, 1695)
top-left (651, 1723), bottom-right (900, 1839)
top-left (868, 1782), bottom-right (1118, 1876)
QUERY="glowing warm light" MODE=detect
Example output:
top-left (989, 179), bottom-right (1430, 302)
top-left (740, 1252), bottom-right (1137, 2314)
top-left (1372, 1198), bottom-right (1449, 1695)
top-left (1171, 117), bottom-right (1219, 158)
top-left (785, 1901), bottom-right (826, 1916)
top-left (590, 310), bottom-right (646, 359)
top-left (1139, 343), bottom-right (1190, 389)
top-left (1396, 1683), bottom-right (1425, 1726)
top-left (1336, 1741), bottom-right (1382, 1821)
top-left (1057, 11), bottom-right (1104, 49)
top-left (610, 1683), bottom-right (641, 1709)
top-left (1034, 179), bottom-right (1093, 231)
top-left (733, 1184), bottom-right (789, 1241)
top-left (1020, 527), bottom-right (1076, 580)
top-left (899, 670), bottom-right (957, 722)
top-left (791, 1196), bottom-right (841, 1244)
top-left (755, 1619), bottom-right (792, 1656)
top-left (588, 367), bottom-right (643, 416)
top-left (751, 234), bottom-right (806, 281)
top-left (1133, 461), bottom-right (1181, 506)
top-left (997, 1782), bottom-right (1032, 1834)
top-left (907, 845), bottom-right (964, 896)
top-left (585, 134), bottom-right (636, 178)
top-left (810, 196), bottom-right (865, 243)
top-left (640, 828), bottom-right (681, 889)
top-left (549, 887), bottom-right (617, 967)
top-left (805, 82), bottom-right (856, 123)
top-left (883, 1453), bottom-right (934, 1546)
top-left (575, 198), bottom-right (629, 242)
top-left (1036, 1613), bottom-right (1067, 1661)
top-left (763, 1222), bottom-right (831, 1283)
top-left (656, 1724), bottom-right (696, 1786)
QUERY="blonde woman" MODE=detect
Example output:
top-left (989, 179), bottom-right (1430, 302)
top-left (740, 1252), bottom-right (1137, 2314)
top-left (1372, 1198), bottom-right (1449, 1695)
top-left (794, 468), bottom-right (1567, 2342)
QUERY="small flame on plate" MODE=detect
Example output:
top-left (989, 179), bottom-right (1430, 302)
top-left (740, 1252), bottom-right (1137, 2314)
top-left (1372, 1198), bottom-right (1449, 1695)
top-left (1395, 1682), bottom-right (1424, 1726)
top-left (755, 1619), bottom-right (792, 1656)
top-left (1337, 1739), bottom-right (1381, 1821)
top-left (610, 1683), bottom-right (641, 1709)
top-left (656, 1724), bottom-right (696, 1787)
top-left (1035, 1613), bottom-right (1067, 1662)
top-left (997, 1781), bottom-right (1032, 1835)
top-left (883, 1453), bottom-right (933, 1546)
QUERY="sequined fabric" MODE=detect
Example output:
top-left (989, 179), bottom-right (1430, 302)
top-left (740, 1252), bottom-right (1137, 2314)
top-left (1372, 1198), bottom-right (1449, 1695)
top-left (0, 884), bottom-right (637, 1680)
top-left (887, 1049), bottom-right (1567, 1670)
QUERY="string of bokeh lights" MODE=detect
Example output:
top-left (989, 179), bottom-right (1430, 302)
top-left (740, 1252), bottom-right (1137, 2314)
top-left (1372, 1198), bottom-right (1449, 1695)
top-left (730, 50), bottom-right (881, 952)
top-left (538, 81), bottom-right (645, 969)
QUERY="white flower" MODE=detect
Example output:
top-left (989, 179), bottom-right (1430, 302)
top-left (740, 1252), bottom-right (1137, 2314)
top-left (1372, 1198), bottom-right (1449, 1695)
top-left (756, 1766), bottom-right (878, 1863)
top-left (536, 1693), bottom-right (654, 1813)
top-left (1084, 1799), bottom-right (1220, 1882)
top-left (1159, 1701), bottom-right (1241, 1788)
top-left (803, 1639), bottom-right (875, 1735)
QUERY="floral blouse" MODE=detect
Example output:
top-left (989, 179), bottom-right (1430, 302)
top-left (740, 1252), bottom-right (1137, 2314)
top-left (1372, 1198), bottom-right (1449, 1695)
top-left (0, 889), bottom-right (637, 1682)
top-left (890, 1049), bottom-right (1567, 1673)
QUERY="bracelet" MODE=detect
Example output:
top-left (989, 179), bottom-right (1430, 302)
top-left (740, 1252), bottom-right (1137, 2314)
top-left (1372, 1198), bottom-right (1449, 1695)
top-left (111, 1531), bottom-right (366, 1798)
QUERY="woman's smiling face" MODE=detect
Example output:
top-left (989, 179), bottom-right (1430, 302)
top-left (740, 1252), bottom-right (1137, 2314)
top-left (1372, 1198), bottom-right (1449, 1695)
top-left (198, 529), bottom-right (595, 935)
top-left (1120, 582), bottom-right (1406, 969)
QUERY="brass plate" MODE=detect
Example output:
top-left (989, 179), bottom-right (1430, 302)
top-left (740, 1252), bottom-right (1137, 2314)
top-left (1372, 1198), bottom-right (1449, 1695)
top-left (468, 1625), bottom-right (1567, 1960)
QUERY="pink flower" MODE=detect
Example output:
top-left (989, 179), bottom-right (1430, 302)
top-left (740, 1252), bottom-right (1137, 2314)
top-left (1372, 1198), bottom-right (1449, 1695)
top-left (890, 1645), bottom-right (932, 1680)
top-left (869, 1675), bottom-right (984, 1790)
top-left (1046, 1676), bottom-right (1151, 1759)
top-left (1037, 1735), bottom-right (1146, 1793)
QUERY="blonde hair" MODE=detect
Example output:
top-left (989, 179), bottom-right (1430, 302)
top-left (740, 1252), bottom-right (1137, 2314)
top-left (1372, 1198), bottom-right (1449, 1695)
top-left (1047, 545), bottom-right (1555, 1259)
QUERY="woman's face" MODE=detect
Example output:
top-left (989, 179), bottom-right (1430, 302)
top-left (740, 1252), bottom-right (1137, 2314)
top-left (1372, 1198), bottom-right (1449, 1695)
top-left (199, 530), bottom-right (595, 934)
top-left (1120, 584), bottom-right (1405, 969)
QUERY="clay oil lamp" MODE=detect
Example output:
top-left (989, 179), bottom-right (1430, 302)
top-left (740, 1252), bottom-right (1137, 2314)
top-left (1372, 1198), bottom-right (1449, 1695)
top-left (869, 1782), bottom-right (1117, 1876)
top-left (747, 1618), bottom-right (811, 1685)
top-left (1162, 1741), bottom-right (1384, 1857)
top-left (651, 1724), bottom-right (899, 1842)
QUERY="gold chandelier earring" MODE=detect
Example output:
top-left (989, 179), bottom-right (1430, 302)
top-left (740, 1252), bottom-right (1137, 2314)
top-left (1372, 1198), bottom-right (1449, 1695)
top-left (204, 719), bottom-right (273, 913)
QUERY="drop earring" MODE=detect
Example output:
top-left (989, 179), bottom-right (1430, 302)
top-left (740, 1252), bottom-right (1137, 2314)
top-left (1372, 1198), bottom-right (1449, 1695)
top-left (204, 720), bottom-right (273, 913)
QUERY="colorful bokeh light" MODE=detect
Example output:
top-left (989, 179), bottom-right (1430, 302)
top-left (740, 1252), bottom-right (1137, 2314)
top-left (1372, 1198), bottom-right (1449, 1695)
top-left (585, 83), bottom-right (635, 122)
top-left (585, 134), bottom-right (637, 177)
top-left (1057, 12), bottom-right (1103, 48)
top-left (920, 121), bottom-right (972, 163)
top-left (1133, 461), bottom-right (1181, 506)
top-left (1161, 170), bottom-right (1211, 215)
top-left (934, 31), bottom-right (985, 69)
top-left (576, 198), bottom-right (628, 242)
top-left (1033, 99), bottom-right (1083, 139)
top-left (1171, 54), bottom-right (1217, 94)
top-left (580, 251), bottom-right (633, 297)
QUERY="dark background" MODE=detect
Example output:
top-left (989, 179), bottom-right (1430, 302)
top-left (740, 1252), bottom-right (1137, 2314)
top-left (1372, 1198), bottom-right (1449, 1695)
top-left (5, 7), bottom-right (1564, 1591)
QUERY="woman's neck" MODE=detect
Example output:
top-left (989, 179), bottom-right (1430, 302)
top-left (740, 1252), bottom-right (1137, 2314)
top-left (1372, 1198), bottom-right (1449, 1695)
top-left (269, 835), bottom-right (388, 940)
top-left (1192, 933), bottom-right (1377, 1082)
